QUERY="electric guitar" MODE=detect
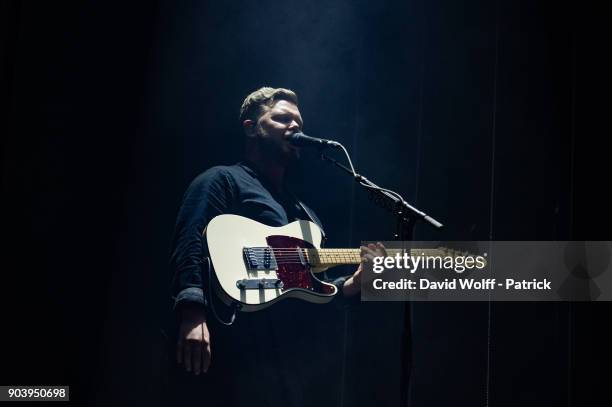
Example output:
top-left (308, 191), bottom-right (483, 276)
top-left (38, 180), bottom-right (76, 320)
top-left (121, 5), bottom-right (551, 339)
top-left (205, 214), bottom-right (474, 312)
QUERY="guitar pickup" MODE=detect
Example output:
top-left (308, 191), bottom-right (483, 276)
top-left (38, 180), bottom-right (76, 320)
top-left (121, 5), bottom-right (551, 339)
top-left (243, 247), bottom-right (278, 270)
top-left (236, 278), bottom-right (284, 290)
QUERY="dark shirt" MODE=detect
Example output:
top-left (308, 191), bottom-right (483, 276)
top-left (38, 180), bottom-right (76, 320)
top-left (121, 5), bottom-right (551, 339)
top-left (168, 161), bottom-right (351, 406)
top-left (171, 162), bottom-right (352, 407)
top-left (170, 161), bottom-right (344, 309)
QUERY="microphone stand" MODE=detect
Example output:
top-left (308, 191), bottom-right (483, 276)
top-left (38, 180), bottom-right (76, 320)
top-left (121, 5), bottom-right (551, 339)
top-left (321, 151), bottom-right (443, 407)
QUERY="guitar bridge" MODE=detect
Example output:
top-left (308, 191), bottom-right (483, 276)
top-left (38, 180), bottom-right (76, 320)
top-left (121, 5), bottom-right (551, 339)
top-left (236, 278), bottom-right (284, 290)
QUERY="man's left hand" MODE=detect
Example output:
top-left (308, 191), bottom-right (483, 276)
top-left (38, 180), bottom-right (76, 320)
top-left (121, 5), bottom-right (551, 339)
top-left (342, 242), bottom-right (386, 297)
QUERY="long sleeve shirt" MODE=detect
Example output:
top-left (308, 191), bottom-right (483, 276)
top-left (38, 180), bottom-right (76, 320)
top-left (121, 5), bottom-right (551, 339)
top-left (169, 161), bottom-right (348, 309)
top-left (168, 161), bottom-right (355, 406)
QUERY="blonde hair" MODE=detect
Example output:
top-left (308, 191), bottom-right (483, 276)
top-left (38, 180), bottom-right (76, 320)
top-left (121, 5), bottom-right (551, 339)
top-left (239, 87), bottom-right (298, 124)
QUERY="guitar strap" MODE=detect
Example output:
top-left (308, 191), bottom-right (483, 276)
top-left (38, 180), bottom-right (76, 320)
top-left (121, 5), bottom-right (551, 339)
top-left (293, 195), bottom-right (327, 245)
top-left (293, 196), bottom-right (346, 292)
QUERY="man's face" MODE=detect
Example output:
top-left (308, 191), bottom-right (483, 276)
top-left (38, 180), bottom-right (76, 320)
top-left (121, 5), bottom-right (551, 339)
top-left (251, 100), bottom-right (304, 163)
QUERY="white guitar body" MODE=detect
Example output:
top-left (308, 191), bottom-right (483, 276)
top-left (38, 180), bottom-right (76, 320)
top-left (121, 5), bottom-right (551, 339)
top-left (205, 214), bottom-right (338, 312)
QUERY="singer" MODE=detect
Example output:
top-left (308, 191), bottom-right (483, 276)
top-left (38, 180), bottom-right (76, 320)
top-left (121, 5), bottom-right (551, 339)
top-left (168, 87), bottom-right (385, 406)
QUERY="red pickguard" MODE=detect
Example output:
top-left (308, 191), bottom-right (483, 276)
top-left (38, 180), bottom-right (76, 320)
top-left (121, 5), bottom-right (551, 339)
top-left (266, 235), bottom-right (335, 295)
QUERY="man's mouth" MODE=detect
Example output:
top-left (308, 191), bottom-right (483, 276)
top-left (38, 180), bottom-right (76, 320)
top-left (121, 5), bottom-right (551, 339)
top-left (284, 134), bottom-right (299, 146)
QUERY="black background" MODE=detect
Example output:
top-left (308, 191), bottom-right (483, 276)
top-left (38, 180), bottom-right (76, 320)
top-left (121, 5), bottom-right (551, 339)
top-left (1, 0), bottom-right (610, 405)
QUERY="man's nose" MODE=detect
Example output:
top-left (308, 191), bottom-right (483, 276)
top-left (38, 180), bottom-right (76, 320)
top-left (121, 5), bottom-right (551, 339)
top-left (288, 120), bottom-right (300, 131)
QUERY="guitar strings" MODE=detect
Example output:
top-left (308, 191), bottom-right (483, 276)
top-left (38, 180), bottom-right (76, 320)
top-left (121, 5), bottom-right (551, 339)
top-left (245, 248), bottom-right (447, 253)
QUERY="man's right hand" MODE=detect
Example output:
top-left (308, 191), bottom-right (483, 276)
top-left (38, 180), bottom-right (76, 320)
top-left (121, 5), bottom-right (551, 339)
top-left (176, 303), bottom-right (211, 375)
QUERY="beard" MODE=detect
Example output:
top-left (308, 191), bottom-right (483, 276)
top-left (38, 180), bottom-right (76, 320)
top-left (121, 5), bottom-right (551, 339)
top-left (256, 128), bottom-right (300, 165)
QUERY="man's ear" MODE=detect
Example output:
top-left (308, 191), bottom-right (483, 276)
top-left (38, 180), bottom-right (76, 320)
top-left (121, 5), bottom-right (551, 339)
top-left (242, 119), bottom-right (256, 138)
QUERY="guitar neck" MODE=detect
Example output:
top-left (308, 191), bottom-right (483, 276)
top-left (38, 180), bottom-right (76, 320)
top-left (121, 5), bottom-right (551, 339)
top-left (304, 248), bottom-right (450, 270)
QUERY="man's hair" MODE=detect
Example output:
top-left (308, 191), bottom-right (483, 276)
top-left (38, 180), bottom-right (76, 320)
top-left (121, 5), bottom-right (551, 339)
top-left (239, 87), bottom-right (298, 124)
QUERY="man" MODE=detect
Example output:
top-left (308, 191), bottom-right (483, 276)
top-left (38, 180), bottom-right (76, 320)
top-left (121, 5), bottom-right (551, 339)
top-left (168, 87), bottom-right (383, 406)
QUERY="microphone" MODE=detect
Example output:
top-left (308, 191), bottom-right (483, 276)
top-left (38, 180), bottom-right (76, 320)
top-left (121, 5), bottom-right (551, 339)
top-left (288, 132), bottom-right (340, 149)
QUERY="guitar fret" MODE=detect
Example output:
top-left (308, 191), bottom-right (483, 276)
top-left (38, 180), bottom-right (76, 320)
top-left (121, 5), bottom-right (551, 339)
top-left (301, 247), bottom-right (470, 269)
